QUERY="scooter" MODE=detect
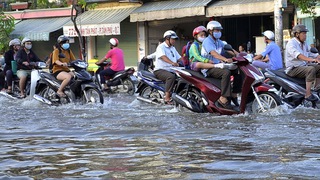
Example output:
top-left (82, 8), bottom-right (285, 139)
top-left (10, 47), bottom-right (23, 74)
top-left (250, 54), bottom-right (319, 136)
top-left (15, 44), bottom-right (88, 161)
top-left (171, 45), bottom-right (282, 115)
top-left (264, 47), bottom-right (320, 108)
top-left (31, 60), bottom-right (104, 105)
top-left (95, 61), bottom-right (136, 96)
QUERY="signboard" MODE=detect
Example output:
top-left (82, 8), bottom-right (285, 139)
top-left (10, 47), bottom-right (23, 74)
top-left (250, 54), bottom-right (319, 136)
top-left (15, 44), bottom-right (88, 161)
top-left (63, 23), bottom-right (121, 37)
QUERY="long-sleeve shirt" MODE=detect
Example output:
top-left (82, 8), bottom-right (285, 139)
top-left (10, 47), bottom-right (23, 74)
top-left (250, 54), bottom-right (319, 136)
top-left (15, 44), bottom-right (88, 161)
top-left (4, 49), bottom-right (15, 72)
top-left (16, 48), bottom-right (41, 70)
top-left (188, 41), bottom-right (209, 63)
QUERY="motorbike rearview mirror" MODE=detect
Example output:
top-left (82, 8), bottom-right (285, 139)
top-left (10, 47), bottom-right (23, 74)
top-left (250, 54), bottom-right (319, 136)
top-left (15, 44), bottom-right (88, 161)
top-left (310, 47), bottom-right (319, 54)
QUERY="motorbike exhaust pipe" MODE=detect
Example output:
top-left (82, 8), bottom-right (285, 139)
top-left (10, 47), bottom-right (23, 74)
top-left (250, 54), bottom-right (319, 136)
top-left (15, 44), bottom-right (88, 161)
top-left (33, 94), bottom-right (52, 105)
top-left (171, 93), bottom-right (203, 113)
top-left (137, 96), bottom-right (161, 105)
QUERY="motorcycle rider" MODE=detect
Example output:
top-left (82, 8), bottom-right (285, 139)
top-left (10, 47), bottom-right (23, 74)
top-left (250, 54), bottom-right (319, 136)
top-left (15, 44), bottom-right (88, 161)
top-left (1, 38), bottom-right (21, 93)
top-left (285, 24), bottom-right (320, 101)
top-left (16, 37), bottom-right (42, 98)
top-left (52, 35), bottom-right (76, 98)
top-left (154, 30), bottom-right (182, 104)
top-left (252, 30), bottom-right (283, 70)
top-left (201, 20), bottom-right (242, 109)
top-left (95, 38), bottom-right (125, 91)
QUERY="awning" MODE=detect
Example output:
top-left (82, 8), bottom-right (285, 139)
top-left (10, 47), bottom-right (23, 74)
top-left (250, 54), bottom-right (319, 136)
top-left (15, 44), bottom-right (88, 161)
top-left (130, 0), bottom-right (212, 22)
top-left (297, 6), bottom-right (320, 18)
top-left (63, 7), bottom-right (138, 37)
top-left (10, 17), bottom-right (71, 41)
top-left (206, 0), bottom-right (274, 17)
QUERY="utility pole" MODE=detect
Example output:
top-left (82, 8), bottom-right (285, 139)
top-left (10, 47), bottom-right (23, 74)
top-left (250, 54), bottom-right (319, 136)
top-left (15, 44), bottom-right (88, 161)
top-left (274, 0), bottom-right (285, 51)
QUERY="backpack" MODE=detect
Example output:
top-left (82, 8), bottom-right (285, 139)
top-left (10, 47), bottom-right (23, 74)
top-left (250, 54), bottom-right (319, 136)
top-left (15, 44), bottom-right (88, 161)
top-left (181, 41), bottom-right (199, 69)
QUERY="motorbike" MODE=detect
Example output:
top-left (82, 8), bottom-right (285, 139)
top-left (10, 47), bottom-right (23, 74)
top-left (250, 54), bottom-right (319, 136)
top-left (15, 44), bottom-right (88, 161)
top-left (31, 60), bottom-right (104, 105)
top-left (264, 47), bottom-right (320, 108)
top-left (94, 61), bottom-right (136, 96)
top-left (170, 45), bottom-right (282, 115)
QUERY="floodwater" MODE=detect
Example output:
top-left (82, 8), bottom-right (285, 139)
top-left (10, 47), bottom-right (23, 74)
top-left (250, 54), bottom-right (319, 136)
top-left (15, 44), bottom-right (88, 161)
top-left (0, 94), bottom-right (320, 179)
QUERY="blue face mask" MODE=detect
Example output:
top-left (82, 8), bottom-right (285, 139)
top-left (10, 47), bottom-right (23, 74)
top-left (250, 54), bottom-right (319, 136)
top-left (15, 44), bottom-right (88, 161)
top-left (62, 43), bottom-right (70, 50)
top-left (213, 32), bottom-right (222, 39)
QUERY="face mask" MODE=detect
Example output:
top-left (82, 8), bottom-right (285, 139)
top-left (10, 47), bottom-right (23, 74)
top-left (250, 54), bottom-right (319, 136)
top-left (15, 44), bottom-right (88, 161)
top-left (213, 32), bottom-right (222, 39)
top-left (62, 43), bottom-right (70, 50)
top-left (25, 44), bottom-right (32, 50)
top-left (197, 37), bottom-right (206, 42)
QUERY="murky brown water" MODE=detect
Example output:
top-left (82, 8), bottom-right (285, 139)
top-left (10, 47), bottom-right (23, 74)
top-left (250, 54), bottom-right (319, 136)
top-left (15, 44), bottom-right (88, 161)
top-left (0, 94), bottom-right (320, 179)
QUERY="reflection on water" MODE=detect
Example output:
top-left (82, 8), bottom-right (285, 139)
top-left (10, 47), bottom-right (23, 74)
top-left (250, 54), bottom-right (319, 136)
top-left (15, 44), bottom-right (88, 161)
top-left (0, 95), bottom-right (320, 179)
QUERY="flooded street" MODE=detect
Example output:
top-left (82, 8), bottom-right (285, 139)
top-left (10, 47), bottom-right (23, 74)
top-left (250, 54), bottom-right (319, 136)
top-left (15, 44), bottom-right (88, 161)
top-left (0, 94), bottom-right (320, 179)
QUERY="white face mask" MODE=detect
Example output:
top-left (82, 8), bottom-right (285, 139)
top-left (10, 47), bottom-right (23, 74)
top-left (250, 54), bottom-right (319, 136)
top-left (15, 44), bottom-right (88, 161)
top-left (25, 44), bottom-right (32, 50)
top-left (197, 37), bottom-right (206, 42)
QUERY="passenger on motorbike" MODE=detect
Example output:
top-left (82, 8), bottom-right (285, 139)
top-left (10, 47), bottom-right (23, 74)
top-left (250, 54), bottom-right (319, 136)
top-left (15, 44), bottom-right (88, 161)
top-left (201, 20), bottom-right (242, 109)
top-left (16, 37), bottom-right (42, 98)
top-left (154, 30), bottom-right (182, 104)
top-left (1, 38), bottom-right (21, 93)
top-left (51, 35), bottom-right (76, 98)
top-left (95, 38), bottom-right (125, 91)
top-left (252, 30), bottom-right (283, 70)
top-left (285, 24), bottom-right (320, 101)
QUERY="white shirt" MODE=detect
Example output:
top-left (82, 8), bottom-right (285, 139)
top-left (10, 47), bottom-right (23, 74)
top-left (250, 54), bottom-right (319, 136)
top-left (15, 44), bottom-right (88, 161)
top-left (154, 42), bottom-right (181, 72)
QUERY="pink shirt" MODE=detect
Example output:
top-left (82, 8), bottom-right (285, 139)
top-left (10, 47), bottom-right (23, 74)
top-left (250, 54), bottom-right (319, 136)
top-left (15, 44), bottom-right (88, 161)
top-left (105, 47), bottom-right (125, 71)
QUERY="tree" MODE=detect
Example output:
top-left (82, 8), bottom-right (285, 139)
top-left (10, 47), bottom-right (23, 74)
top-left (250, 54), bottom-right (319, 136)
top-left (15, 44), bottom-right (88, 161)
top-left (0, 12), bottom-right (15, 53)
top-left (289, 0), bottom-right (319, 15)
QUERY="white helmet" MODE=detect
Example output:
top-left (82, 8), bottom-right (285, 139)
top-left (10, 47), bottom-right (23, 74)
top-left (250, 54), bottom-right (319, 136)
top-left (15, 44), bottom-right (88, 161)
top-left (163, 30), bottom-right (179, 39)
top-left (9, 38), bottom-right (21, 46)
top-left (109, 38), bottom-right (119, 46)
top-left (206, 21), bottom-right (223, 31)
top-left (262, 30), bottom-right (275, 40)
top-left (21, 37), bottom-right (31, 45)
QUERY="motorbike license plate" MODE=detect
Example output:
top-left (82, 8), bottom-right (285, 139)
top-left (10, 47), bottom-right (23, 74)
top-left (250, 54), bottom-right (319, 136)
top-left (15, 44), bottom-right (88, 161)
top-left (130, 75), bottom-right (137, 82)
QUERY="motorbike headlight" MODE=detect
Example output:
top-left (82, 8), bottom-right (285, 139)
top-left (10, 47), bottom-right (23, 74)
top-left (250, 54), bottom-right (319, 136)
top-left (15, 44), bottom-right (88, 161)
top-left (249, 69), bottom-right (265, 86)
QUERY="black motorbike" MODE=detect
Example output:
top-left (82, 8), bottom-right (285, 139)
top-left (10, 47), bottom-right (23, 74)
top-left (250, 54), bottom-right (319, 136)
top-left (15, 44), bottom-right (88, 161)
top-left (32, 60), bottom-right (104, 105)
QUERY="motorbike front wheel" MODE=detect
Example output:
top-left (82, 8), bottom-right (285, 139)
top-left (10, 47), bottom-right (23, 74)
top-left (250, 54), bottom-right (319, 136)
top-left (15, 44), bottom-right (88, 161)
top-left (251, 92), bottom-right (282, 114)
top-left (82, 88), bottom-right (104, 104)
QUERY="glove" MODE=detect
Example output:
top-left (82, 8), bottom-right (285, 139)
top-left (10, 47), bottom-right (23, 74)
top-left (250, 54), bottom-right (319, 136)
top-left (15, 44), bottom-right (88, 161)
top-left (214, 63), bottom-right (225, 69)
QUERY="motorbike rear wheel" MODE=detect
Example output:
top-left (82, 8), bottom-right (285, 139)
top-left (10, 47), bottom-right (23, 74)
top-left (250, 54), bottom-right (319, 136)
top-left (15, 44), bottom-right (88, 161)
top-left (82, 88), bottom-right (104, 104)
top-left (251, 92), bottom-right (282, 114)
top-left (122, 78), bottom-right (135, 96)
top-left (139, 86), bottom-right (164, 104)
top-left (39, 86), bottom-right (71, 105)
top-left (177, 87), bottom-right (205, 113)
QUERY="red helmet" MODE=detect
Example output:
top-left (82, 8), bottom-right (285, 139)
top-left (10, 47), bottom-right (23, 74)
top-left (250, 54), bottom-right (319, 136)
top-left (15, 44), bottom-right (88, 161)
top-left (192, 26), bottom-right (207, 37)
top-left (109, 38), bottom-right (119, 46)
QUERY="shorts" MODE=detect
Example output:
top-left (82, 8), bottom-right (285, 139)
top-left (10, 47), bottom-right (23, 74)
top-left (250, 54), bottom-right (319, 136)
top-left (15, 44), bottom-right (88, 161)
top-left (53, 70), bottom-right (70, 78)
top-left (17, 70), bottom-right (31, 79)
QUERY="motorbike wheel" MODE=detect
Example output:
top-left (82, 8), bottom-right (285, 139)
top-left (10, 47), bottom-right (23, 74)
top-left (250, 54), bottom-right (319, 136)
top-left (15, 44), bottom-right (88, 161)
top-left (122, 78), bottom-right (135, 96)
top-left (177, 88), bottom-right (205, 113)
top-left (139, 86), bottom-right (164, 104)
top-left (251, 92), bottom-right (282, 114)
top-left (83, 88), bottom-right (104, 104)
top-left (39, 87), bottom-right (71, 105)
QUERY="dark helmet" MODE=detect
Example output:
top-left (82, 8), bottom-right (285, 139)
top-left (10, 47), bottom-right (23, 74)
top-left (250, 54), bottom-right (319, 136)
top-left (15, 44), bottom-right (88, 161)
top-left (292, 24), bottom-right (309, 36)
top-left (57, 35), bottom-right (69, 44)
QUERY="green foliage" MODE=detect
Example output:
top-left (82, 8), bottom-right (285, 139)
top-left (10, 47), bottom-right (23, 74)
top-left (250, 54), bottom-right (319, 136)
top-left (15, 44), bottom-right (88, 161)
top-left (0, 12), bottom-right (15, 53)
top-left (289, 0), bottom-right (319, 15)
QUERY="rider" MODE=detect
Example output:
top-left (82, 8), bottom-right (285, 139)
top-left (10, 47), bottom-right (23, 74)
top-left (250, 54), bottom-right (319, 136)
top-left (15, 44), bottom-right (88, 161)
top-left (252, 30), bottom-right (283, 70)
top-left (2, 38), bottom-right (21, 93)
top-left (189, 25), bottom-right (216, 71)
top-left (285, 24), bottom-right (320, 101)
top-left (154, 30), bottom-right (182, 104)
top-left (52, 35), bottom-right (76, 98)
top-left (16, 37), bottom-right (41, 98)
top-left (201, 20), bottom-right (242, 109)
top-left (95, 38), bottom-right (125, 91)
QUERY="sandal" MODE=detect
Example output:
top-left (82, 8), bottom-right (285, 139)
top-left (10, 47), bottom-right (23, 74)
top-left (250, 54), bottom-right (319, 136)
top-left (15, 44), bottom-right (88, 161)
top-left (217, 99), bottom-right (234, 110)
top-left (164, 99), bottom-right (174, 105)
top-left (6, 88), bottom-right (13, 94)
top-left (18, 94), bottom-right (26, 99)
top-left (57, 91), bottom-right (67, 98)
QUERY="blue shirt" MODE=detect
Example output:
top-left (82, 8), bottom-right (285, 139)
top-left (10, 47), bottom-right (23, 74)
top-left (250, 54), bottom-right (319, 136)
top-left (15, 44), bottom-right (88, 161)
top-left (201, 35), bottom-right (226, 64)
top-left (261, 41), bottom-right (283, 70)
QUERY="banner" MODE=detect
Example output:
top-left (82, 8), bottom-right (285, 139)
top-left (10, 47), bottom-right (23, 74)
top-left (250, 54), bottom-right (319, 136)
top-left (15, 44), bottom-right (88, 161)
top-left (63, 23), bottom-right (120, 37)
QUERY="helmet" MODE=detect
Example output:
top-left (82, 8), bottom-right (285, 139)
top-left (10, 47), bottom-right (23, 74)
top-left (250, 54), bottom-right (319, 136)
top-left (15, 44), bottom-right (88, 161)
top-left (262, 30), bottom-right (275, 40)
top-left (163, 30), bottom-right (179, 39)
top-left (57, 35), bottom-right (69, 44)
top-left (109, 38), bottom-right (119, 46)
top-left (9, 38), bottom-right (21, 46)
top-left (292, 24), bottom-right (309, 35)
top-left (206, 21), bottom-right (223, 31)
top-left (192, 26), bottom-right (207, 37)
top-left (21, 37), bottom-right (31, 45)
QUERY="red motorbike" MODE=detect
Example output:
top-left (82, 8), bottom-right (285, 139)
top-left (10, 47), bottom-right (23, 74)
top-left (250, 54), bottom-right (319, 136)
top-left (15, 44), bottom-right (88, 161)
top-left (171, 47), bottom-right (282, 115)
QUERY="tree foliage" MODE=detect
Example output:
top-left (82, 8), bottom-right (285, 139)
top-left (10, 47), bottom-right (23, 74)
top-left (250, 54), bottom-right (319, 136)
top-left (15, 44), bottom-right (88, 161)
top-left (289, 0), bottom-right (319, 15)
top-left (0, 12), bottom-right (15, 53)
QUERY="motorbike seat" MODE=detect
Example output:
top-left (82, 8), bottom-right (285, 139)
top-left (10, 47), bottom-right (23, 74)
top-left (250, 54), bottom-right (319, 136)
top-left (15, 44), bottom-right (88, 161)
top-left (139, 70), bottom-right (163, 82)
top-left (185, 69), bottom-right (222, 89)
top-left (270, 69), bottom-right (306, 87)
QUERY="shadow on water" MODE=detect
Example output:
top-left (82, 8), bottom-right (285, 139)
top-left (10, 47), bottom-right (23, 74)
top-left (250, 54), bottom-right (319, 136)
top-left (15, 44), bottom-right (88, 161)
top-left (0, 95), bottom-right (320, 179)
